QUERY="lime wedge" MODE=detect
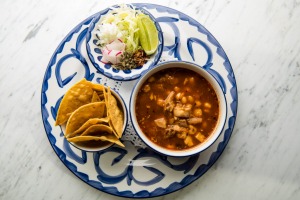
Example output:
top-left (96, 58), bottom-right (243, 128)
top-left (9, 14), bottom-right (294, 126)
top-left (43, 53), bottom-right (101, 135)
top-left (137, 14), bottom-right (159, 55)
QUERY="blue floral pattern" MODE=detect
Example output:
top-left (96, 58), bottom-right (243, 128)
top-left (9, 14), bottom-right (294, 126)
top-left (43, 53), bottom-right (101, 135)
top-left (41, 3), bottom-right (238, 198)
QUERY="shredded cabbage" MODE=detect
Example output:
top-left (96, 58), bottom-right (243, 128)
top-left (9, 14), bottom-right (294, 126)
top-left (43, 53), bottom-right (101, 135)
top-left (95, 4), bottom-right (144, 53)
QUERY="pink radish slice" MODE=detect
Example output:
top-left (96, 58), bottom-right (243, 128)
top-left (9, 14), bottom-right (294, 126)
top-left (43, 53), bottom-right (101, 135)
top-left (106, 39), bottom-right (126, 51)
top-left (101, 49), bottom-right (123, 64)
top-left (101, 39), bottom-right (126, 65)
top-left (100, 48), bottom-right (109, 64)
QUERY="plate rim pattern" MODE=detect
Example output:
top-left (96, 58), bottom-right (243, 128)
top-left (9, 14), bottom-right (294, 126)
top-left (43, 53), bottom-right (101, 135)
top-left (41, 3), bottom-right (238, 198)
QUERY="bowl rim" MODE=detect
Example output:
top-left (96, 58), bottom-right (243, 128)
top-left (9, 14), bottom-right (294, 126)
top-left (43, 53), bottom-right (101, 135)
top-left (68, 87), bottom-right (128, 152)
top-left (85, 4), bottom-right (164, 81)
top-left (129, 60), bottom-right (228, 157)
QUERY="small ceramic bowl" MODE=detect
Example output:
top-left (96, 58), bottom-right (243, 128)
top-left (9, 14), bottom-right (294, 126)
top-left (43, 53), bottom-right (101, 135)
top-left (130, 61), bottom-right (227, 157)
top-left (86, 4), bottom-right (163, 81)
top-left (67, 88), bottom-right (128, 152)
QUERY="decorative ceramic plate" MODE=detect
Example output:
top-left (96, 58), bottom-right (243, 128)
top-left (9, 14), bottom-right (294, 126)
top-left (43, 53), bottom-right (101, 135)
top-left (41, 3), bottom-right (237, 198)
top-left (86, 4), bottom-right (164, 81)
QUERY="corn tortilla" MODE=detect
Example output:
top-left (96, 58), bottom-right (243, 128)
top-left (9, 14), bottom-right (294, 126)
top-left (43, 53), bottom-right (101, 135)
top-left (81, 124), bottom-right (114, 136)
top-left (65, 102), bottom-right (106, 136)
top-left (66, 118), bottom-right (109, 138)
top-left (55, 78), bottom-right (94, 125)
top-left (91, 91), bottom-right (101, 102)
top-left (68, 135), bottom-right (124, 147)
top-left (107, 88), bottom-right (124, 138)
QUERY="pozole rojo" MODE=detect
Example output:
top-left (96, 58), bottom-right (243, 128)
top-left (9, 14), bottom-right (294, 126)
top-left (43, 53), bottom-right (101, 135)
top-left (135, 67), bottom-right (220, 150)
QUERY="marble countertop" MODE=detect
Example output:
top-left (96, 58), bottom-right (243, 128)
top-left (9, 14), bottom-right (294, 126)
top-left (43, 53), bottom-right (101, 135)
top-left (1, 0), bottom-right (299, 199)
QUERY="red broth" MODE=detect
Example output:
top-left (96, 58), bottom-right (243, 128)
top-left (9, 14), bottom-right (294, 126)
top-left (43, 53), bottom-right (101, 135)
top-left (135, 68), bottom-right (219, 150)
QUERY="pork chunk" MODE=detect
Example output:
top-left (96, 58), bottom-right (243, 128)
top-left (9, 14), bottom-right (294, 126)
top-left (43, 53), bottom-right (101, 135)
top-left (154, 117), bottom-right (167, 128)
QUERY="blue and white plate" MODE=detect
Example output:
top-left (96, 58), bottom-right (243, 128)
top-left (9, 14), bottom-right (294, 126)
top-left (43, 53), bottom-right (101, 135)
top-left (41, 3), bottom-right (238, 198)
top-left (86, 4), bottom-right (164, 81)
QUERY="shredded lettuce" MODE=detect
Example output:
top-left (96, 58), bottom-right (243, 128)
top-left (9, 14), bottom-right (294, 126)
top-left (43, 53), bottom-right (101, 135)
top-left (95, 4), bottom-right (145, 53)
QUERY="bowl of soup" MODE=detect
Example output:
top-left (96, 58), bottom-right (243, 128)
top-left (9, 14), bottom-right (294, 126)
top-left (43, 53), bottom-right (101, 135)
top-left (129, 61), bottom-right (227, 157)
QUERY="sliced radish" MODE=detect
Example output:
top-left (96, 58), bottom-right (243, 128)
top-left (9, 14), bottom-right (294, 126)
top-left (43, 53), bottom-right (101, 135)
top-left (100, 48), bottom-right (110, 63)
top-left (106, 39), bottom-right (126, 51)
top-left (101, 49), bottom-right (123, 64)
top-left (101, 39), bottom-right (126, 65)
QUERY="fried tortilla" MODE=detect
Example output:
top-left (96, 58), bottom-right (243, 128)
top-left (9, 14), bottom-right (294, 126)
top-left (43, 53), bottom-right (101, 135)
top-left (107, 88), bottom-right (124, 138)
top-left (55, 78), bottom-right (94, 125)
top-left (68, 135), bottom-right (124, 147)
top-left (65, 102), bottom-right (106, 136)
top-left (66, 118), bottom-right (109, 138)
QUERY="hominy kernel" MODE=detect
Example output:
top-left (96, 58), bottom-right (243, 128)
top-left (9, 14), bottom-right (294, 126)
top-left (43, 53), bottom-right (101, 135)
top-left (176, 93), bottom-right (183, 100)
top-left (195, 100), bottom-right (201, 107)
top-left (188, 96), bottom-right (194, 103)
top-left (181, 96), bottom-right (187, 104)
top-left (193, 108), bottom-right (202, 117)
top-left (150, 93), bottom-right (153, 100)
top-left (183, 78), bottom-right (188, 85)
top-left (204, 102), bottom-right (211, 108)
top-left (189, 77), bottom-right (195, 84)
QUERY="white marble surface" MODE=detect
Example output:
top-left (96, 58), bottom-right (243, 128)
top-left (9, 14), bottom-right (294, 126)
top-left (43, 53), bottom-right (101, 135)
top-left (1, 0), bottom-right (300, 199)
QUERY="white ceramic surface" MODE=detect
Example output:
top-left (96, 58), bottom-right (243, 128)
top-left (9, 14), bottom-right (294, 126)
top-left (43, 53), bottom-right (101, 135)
top-left (130, 61), bottom-right (227, 157)
top-left (1, 0), bottom-right (300, 200)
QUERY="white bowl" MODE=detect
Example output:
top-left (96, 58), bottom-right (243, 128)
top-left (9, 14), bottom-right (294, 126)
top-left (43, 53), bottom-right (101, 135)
top-left (130, 61), bottom-right (227, 157)
top-left (86, 4), bottom-right (163, 81)
top-left (68, 88), bottom-right (128, 152)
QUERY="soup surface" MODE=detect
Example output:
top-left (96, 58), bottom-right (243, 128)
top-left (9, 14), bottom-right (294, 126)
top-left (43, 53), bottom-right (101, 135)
top-left (135, 68), bottom-right (220, 150)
